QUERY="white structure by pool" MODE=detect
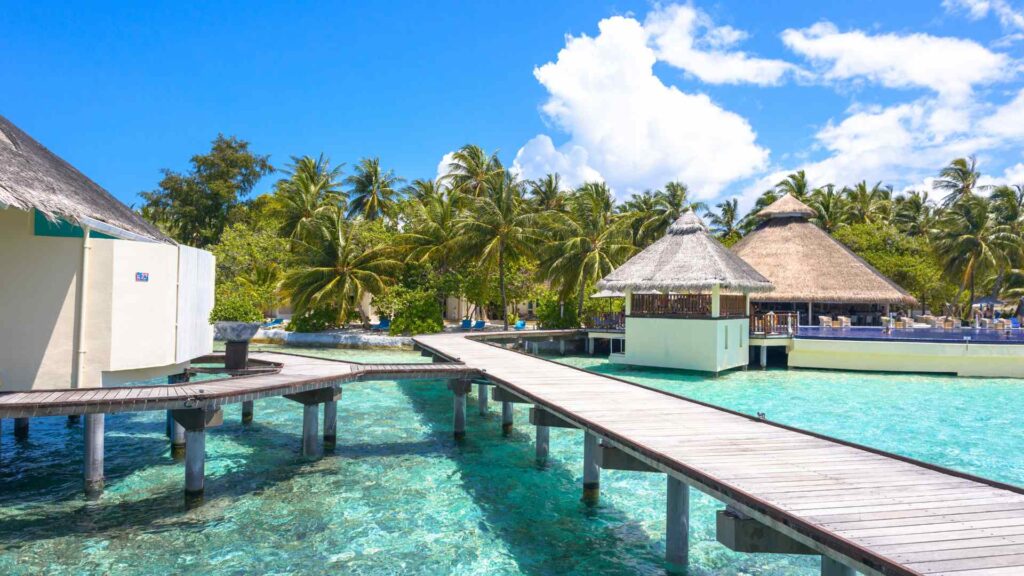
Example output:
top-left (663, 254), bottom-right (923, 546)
top-left (0, 115), bottom-right (215, 392)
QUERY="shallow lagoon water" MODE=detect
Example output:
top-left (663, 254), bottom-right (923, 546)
top-left (0, 346), bottom-right (1020, 575)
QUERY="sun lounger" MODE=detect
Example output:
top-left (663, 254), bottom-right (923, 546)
top-left (471, 320), bottom-right (486, 331)
top-left (460, 319), bottom-right (472, 330)
top-left (261, 318), bottom-right (284, 329)
top-left (371, 318), bottom-right (390, 332)
top-left (513, 320), bottom-right (526, 331)
top-left (818, 315), bottom-right (832, 328)
top-left (836, 316), bottom-right (851, 327)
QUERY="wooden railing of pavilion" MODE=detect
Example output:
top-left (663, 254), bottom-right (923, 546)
top-left (629, 293), bottom-right (747, 319)
top-left (750, 312), bottom-right (799, 335)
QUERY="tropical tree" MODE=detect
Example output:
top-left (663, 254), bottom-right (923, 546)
top-left (987, 184), bottom-right (1024, 298)
top-left (707, 198), bottom-right (743, 246)
top-left (455, 172), bottom-right (541, 329)
top-left (844, 181), bottom-right (891, 225)
top-left (893, 190), bottom-right (934, 236)
top-left (740, 189), bottom-right (782, 233)
top-left (346, 157), bottom-right (405, 221)
top-left (808, 184), bottom-right (847, 233)
top-left (618, 190), bottom-right (659, 248)
top-left (528, 173), bottom-right (568, 212)
top-left (283, 210), bottom-right (402, 326)
top-left (237, 261), bottom-right (285, 317)
top-left (775, 170), bottom-right (811, 201)
top-left (398, 189), bottom-right (462, 274)
top-left (639, 181), bottom-right (706, 244)
top-left (403, 178), bottom-right (446, 201)
top-left (539, 182), bottom-right (635, 316)
top-left (934, 156), bottom-right (984, 207)
top-left (932, 195), bottom-right (1017, 318)
top-left (444, 144), bottom-right (504, 198)
top-left (275, 154), bottom-right (345, 240)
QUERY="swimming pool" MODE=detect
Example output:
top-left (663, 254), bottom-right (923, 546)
top-left (0, 346), bottom-right (1019, 575)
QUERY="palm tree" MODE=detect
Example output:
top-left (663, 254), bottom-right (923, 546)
top-left (618, 190), bottom-right (659, 248)
top-left (739, 189), bottom-right (782, 233)
top-left (346, 157), bottom-right (405, 221)
top-left (403, 178), bottom-right (446, 201)
top-left (893, 190), bottom-right (935, 236)
top-left (639, 181), bottom-right (706, 243)
top-left (707, 198), bottom-right (743, 245)
top-left (283, 210), bottom-right (402, 326)
top-left (238, 261), bottom-right (284, 317)
top-left (844, 181), bottom-right (891, 225)
top-left (775, 170), bottom-right (811, 201)
top-left (988, 184), bottom-right (1024, 299)
top-left (275, 154), bottom-right (345, 240)
top-left (540, 183), bottom-right (635, 318)
top-left (528, 173), bottom-right (567, 212)
top-left (808, 184), bottom-right (847, 233)
top-left (934, 156), bottom-right (985, 207)
top-left (444, 144), bottom-right (504, 198)
top-left (932, 195), bottom-right (1017, 318)
top-left (398, 189), bottom-right (462, 272)
top-left (455, 172), bottom-right (541, 329)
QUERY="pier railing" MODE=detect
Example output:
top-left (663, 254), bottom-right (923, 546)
top-left (630, 293), bottom-right (747, 319)
top-left (750, 312), bottom-right (799, 336)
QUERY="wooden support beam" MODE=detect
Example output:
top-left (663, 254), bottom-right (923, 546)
top-left (284, 386), bottom-right (341, 406)
top-left (490, 386), bottom-right (529, 404)
top-left (529, 407), bottom-right (577, 429)
top-left (716, 509), bottom-right (815, 555)
top-left (599, 444), bottom-right (657, 472)
top-left (171, 408), bottom-right (224, 431)
top-left (821, 557), bottom-right (855, 576)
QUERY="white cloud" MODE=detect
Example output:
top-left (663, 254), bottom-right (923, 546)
top-left (518, 15), bottom-right (768, 199)
top-left (979, 88), bottom-right (1024, 138)
top-left (512, 135), bottom-right (603, 188)
top-left (979, 162), bottom-right (1024, 187)
top-left (944, 0), bottom-right (1024, 31)
top-left (782, 22), bottom-right (1012, 98)
top-left (435, 151), bottom-right (455, 182)
top-left (644, 4), bottom-right (798, 86)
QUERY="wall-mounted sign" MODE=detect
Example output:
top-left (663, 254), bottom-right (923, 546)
top-left (136, 272), bottom-right (149, 282)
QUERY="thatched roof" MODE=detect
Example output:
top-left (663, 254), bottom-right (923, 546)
top-left (598, 212), bottom-right (773, 294)
top-left (732, 194), bottom-right (917, 305)
top-left (0, 115), bottom-right (170, 243)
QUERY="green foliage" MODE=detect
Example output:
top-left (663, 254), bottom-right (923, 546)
top-left (211, 222), bottom-right (292, 286)
top-left (833, 223), bottom-right (954, 312)
top-left (140, 135), bottom-right (273, 247)
top-left (286, 306), bottom-right (340, 332)
top-left (534, 289), bottom-right (580, 329)
top-left (373, 286), bottom-right (443, 335)
top-left (209, 286), bottom-right (263, 323)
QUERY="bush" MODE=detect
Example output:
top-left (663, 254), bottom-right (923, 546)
top-left (286, 306), bottom-right (339, 332)
top-left (535, 290), bottom-right (580, 329)
top-left (209, 287), bottom-right (263, 323)
top-left (374, 286), bottom-right (443, 335)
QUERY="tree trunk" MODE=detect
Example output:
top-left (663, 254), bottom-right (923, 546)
top-left (499, 239), bottom-right (508, 330)
top-left (577, 280), bottom-right (587, 326)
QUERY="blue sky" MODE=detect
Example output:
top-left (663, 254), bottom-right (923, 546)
top-left (3, 0), bottom-right (1024, 209)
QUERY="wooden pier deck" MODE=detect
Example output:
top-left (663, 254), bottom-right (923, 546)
top-left (414, 332), bottom-right (1024, 576)
top-left (0, 352), bottom-right (478, 418)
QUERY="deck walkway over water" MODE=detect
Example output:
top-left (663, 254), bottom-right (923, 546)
top-left (414, 332), bottom-right (1024, 576)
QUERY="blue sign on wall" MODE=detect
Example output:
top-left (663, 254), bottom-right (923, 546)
top-left (136, 272), bottom-right (149, 282)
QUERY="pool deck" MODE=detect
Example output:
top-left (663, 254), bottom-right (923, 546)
top-left (415, 331), bottom-right (1024, 576)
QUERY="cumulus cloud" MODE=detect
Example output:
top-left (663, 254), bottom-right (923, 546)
top-left (512, 135), bottom-right (602, 188)
top-left (435, 151), bottom-right (455, 182)
top-left (781, 22), bottom-right (1011, 99)
top-left (978, 87), bottom-right (1024, 138)
top-left (644, 4), bottom-right (799, 86)
top-left (516, 15), bottom-right (768, 199)
top-left (944, 0), bottom-right (1024, 31)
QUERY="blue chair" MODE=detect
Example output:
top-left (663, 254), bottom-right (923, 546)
top-left (461, 319), bottom-right (473, 330)
top-left (514, 320), bottom-right (526, 331)
top-left (1012, 317), bottom-right (1021, 329)
top-left (261, 318), bottom-right (284, 329)
top-left (471, 320), bottom-right (486, 331)
top-left (372, 318), bottom-right (391, 332)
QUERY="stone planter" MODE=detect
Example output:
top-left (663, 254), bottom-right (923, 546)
top-left (214, 321), bottom-right (262, 343)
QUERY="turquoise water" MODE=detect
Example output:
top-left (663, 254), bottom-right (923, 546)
top-left (0, 347), bottom-right (1020, 575)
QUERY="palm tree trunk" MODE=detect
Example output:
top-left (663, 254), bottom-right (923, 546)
top-left (577, 280), bottom-right (587, 325)
top-left (499, 240), bottom-right (508, 330)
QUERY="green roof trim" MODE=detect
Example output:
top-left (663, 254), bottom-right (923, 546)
top-left (33, 210), bottom-right (117, 240)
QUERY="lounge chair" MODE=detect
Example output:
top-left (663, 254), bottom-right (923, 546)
top-left (471, 320), bottom-right (486, 331)
top-left (836, 316), bottom-right (851, 328)
top-left (261, 318), bottom-right (284, 329)
top-left (513, 320), bottom-right (526, 331)
top-left (460, 319), bottom-right (473, 330)
top-left (818, 315), bottom-right (832, 328)
top-left (371, 318), bottom-right (391, 332)
top-left (1012, 318), bottom-right (1021, 329)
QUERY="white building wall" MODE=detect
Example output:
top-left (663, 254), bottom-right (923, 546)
top-left (175, 245), bottom-right (215, 363)
top-left (623, 316), bottom-right (749, 373)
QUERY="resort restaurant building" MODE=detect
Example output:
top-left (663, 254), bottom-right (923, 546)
top-left (731, 194), bottom-right (917, 326)
top-left (0, 115), bottom-right (215, 392)
top-left (597, 212), bottom-right (773, 373)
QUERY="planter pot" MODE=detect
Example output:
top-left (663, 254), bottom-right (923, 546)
top-left (214, 321), bottom-right (262, 343)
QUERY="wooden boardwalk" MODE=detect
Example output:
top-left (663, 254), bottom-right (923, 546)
top-left (414, 332), bottom-right (1024, 576)
top-left (0, 352), bottom-right (478, 418)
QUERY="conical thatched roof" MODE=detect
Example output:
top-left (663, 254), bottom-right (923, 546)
top-left (732, 194), bottom-right (917, 305)
top-left (598, 212), bottom-right (773, 294)
top-left (0, 115), bottom-right (170, 243)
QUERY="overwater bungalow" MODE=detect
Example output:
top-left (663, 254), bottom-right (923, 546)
top-left (731, 193), bottom-right (917, 326)
top-left (597, 212), bottom-right (772, 373)
top-left (0, 115), bottom-right (215, 394)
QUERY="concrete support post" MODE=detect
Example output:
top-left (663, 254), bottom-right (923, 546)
top-left (302, 404), bottom-right (321, 457)
top-left (501, 401), bottom-right (514, 435)
top-left (453, 389), bottom-right (467, 440)
top-left (587, 338), bottom-right (593, 355)
top-left (759, 345), bottom-right (767, 368)
top-left (67, 415), bottom-right (81, 426)
top-left (582, 432), bottom-right (600, 504)
top-left (535, 424), bottom-right (550, 466)
top-left (559, 340), bottom-right (566, 355)
top-left (84, 413), bottom-right (105, 497)
top-left (184, 429), bottom-right (206, 501)
top-left (166, 411), bottom-right (173, 438)
top-left (711, 284), bottom-right (721, 318)
top-left (323, 400), bottom-right (338, 450)
top-left (666, 476), bottom-right (690, 572)
top-left (477, 383), bottom-right (488, 416)
top-left (241, 401), bottom-right (254, 424)
top-left (821, 557), bottom-right (856, 576)
top-left (171, 420), bottom-right (187, 460)
top-left (13, 417), bottom-right (28, 440)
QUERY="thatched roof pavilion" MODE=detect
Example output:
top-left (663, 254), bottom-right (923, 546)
top-left (0, 115), bottom-right (169, 243)
top-left (599, 212), bottom-right (772, 294)
top-left (732, 194), bottom-right (916, 306)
